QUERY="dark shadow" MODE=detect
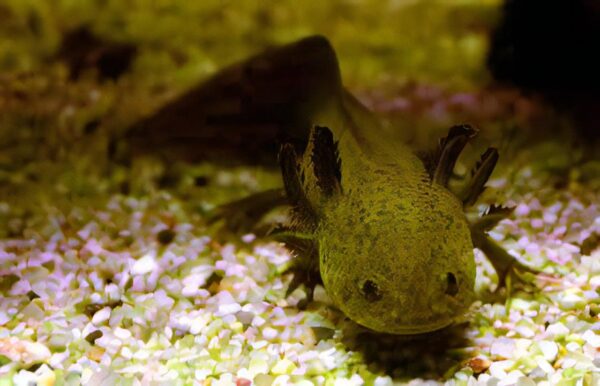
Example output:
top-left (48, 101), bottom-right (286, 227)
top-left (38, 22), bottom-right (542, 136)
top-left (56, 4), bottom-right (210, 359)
top-left (339, 318), bottom-right (473, 381)
top-left (57, 25), bottom-right (137, 81)
top-left (488, 0), bottom-right (600, 144)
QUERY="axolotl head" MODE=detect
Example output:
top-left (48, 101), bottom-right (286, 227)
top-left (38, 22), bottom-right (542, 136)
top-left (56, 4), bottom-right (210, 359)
top-left (317, 175), bottom-right (476, 335)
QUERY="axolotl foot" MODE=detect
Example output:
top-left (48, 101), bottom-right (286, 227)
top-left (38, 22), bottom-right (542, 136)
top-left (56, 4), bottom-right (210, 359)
top-left (207, 188), bottom-right (288, 234)
top-left (469, 206), bottom-right (547, 295)
top-left (270, 226), bottom-right (322, 309)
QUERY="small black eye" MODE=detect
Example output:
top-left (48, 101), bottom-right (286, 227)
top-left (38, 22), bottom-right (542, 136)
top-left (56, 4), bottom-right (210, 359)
top-left (445, 272), bottom-right (459, 296)
top-left (360, 279), bottom-right (382, 302)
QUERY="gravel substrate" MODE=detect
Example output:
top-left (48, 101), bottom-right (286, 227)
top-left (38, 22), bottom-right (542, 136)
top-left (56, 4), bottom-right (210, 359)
top-left (1, 144), bottom-right (599, 385)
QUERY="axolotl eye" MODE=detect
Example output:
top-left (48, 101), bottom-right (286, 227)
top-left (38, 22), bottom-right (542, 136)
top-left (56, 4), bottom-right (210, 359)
top-left (359, 279), bottom-right (383, 302)
top-left (444, 272), bottom-right (459, 296)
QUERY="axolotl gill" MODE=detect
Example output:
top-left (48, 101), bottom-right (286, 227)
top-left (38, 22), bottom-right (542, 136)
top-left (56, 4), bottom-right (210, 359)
top-left (121, 35), bottom-right (540, 335)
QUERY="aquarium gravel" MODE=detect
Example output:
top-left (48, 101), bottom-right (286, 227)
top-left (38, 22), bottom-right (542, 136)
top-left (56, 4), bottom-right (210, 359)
top-left (0, 146), bottom-right (599, 385)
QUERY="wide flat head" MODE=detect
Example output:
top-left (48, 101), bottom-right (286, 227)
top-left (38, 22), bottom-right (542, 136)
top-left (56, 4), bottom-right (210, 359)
top-left (319, 173), bottom-right (476, 335)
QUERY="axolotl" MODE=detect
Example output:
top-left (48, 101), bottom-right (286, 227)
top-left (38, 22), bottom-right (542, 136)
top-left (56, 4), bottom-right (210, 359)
top-left (121, 36), bottom-right (540, 335)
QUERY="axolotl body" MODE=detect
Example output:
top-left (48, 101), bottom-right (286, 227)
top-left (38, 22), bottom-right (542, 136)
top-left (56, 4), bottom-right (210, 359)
top-left (123, 35), bottom-right (539, 335)
top-left (296, 123), bottom-right (476, 334)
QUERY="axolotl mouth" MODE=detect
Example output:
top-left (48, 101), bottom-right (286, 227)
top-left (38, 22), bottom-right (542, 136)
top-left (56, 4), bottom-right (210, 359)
top-left (375, 298), bottom-right (471, 335)
top-left (389, 319), bottom-right (456, 335)
top-left (388, 303), bottom-right (476, 336)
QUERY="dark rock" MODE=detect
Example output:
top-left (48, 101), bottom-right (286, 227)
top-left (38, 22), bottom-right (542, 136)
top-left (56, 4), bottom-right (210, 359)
top-left (57, 25), bottom-right (137, 81)
top-left (85, 330), bottom-right (103, 344)
top-left (157, 228), bottom-right (176, 245)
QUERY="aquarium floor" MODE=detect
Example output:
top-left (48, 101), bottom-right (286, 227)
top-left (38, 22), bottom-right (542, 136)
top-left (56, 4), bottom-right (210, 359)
top-left (0, 136), bottom-right (599, 386)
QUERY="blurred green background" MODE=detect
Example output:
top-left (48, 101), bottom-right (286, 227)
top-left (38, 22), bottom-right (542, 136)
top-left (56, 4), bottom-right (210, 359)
top-left (0, 0), bottom-right (500, 89)
top-left (5, 0), bottom-right (558, 211)
top-left (0, 0), bottom-right (512, 165)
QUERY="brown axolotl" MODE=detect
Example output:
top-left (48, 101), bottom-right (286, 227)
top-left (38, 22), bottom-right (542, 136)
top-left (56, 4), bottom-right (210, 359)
top-left (120, 35), bottom-right (540, 335)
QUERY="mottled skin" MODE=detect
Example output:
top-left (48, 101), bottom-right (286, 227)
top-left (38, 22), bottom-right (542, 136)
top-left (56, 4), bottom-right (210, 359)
top-left (316, 147), bottom-right (476, 334)
top-left (123, 35), bottom-right (541, 335)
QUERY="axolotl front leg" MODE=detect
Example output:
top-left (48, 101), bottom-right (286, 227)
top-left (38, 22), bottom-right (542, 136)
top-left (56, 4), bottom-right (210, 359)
top-left (270, 126), bottom-right (342, 306)
top-left (207, 126), bottom-right (333, 306)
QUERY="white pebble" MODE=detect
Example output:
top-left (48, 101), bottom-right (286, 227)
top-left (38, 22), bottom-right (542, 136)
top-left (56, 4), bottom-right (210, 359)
top-left (565, 341), bottom-right (580, 352)
top-left (121, 346), bottom-right (133, 359)
top-left (559, 292), bottom-right (585, 310)
top-left (131, 276), bottom-right (145, 292)
top-left (133, 349), bottom-right (150, 360)
top-left (252, 315), bottom-right (266, 327)
top-left (249, 357), bottom-right (269, 377)
top-left (531, 219), bottom-right (544, 229)
top-left (271, 358), bottom-right (296, 374)
top-left (217, 303), bottom-right (242, 316)
top-left (498, 369), bottom-right (523, 385)
top-left (543, 212), bottom-right (557, 224)
top-left (13, 370), bottom-right (37, 385)
top-left (92, 307), bottom-right (111, 325)
top-left (253, 374), bottom-right (275, 386)
top-left (182, 272), bottom-right (211, 289)
top-left (262, 327), bottom-right (279, 340)
top-left (84, 239), bottom-right (104, 256)
top-left (535, 356), bottom-right (555, 374)
top-left (242, 234), bottom-right (256, 243)
top-left (11, 279), bottom-right (31, 295)
top-left (131, 254), bottom-right (158, 275)
top-left (545, 322), bottom-right (569, 338)
top-left (491, 338), bottom-right (515, 358)
top-left (89, 292), bottom-right (102, 303)
top-left (538, 341), bottom-right (558, 362)
top-left (373, 376), bottom-right (393, 386)
top-left (49, 351), bottom-right (69, 369)
top-left (35, 363), bottom-right (56, 386)
top-left (582, 330), bottom-right (600, 348)
top-left (181, 285), bottom-right (200, 297)
top-left (21, 302), bottom-right (46, 320)
top-left (105, 284), bottom-right (120, 302)
top-left (515, 376), bottom-right (536, 386)
top-left (525, 243), bottom-right (540, 255)
top-left (154, 290), bottom-right (175, 309)
top-left (0, 310), bottom-right (10, 325)
top-left (515, 203), bottom-right (530, 217)
top-left (488, 360), bottom-right (514, 379)
top-left (114, 327), bottom-right (132, 340)
top-left (190, 317), bottom-right (208, 335)
top-left (195, 369), bottom-right (212, 381)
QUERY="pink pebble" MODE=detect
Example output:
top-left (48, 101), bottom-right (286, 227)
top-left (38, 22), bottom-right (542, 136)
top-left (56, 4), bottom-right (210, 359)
top-left (515, 203), bottom-right (530, 217)
top-left (531, 219), bottom-right (544, 229)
